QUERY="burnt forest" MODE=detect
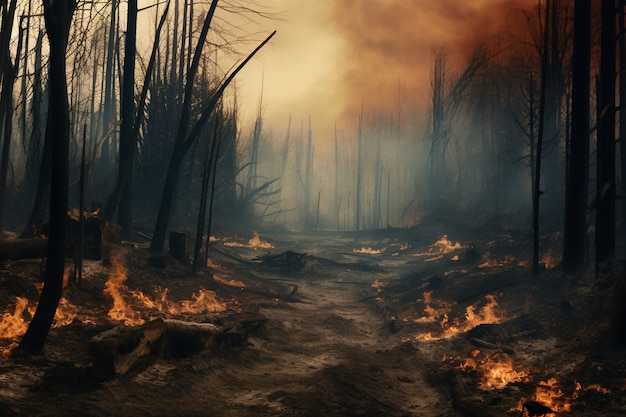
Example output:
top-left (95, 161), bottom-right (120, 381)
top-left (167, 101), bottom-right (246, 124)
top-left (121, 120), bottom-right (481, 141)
top-left (0, 1), bottom-right (625, 416)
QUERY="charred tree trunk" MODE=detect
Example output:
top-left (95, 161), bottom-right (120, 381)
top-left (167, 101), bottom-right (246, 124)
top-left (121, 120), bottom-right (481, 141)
top-left (102, 1), bottom-right (169, 225)
top-left (596, 0), bottom-right (617, 269)
top-left (0, 23), bottom-right (23, 232)
top-left (532, 0), bottom-right (551, 277)
top-left (149, 0), bottom-right (274, 253)
top-left (116, 0), bottom-right (138, 237)
top-left (18, 0), bottom-right (76, 354)
top-left (563, 0), bottom-right (591, 272)
top-left (620, 0), bottom-right (626, 218)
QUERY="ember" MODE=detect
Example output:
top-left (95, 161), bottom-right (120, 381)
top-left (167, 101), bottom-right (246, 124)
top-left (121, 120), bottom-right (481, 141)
top-left (0, 297), bottom-right (29, 356)
top-left (540, 249), bottom-right (562, 270)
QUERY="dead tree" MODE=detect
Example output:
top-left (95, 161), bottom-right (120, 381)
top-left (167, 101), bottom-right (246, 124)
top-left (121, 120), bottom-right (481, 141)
top-left (18, 0), bottom-right (77, 354)
top-left (149, 13), bottom-right (276, 253)
top-left (532, 0), bottom-right (551, 277)
top-left (595, 0), bottom-right (617, 269)
top-left (563, 0), bottom-right (591, 272)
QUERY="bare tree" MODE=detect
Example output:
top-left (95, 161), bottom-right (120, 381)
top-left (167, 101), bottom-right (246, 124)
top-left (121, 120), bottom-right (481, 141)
top-left (18, 0), bottom-right (77, 354)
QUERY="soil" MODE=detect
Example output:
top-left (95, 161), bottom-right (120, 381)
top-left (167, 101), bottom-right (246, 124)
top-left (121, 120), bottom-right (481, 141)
top-left (1, 219), bottom-right (625, 416)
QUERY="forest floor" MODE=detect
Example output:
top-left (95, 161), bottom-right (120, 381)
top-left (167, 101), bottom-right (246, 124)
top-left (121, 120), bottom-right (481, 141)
top-left (0, 217), bottom-right (625, 416)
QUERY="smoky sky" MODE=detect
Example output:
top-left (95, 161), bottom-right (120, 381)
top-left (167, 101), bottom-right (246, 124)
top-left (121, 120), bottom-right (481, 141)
top-left (324, 0), bottom-right (535, 121)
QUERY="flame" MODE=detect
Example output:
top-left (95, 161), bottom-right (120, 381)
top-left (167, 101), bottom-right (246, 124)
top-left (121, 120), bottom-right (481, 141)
top-left (223, 231), bottom-right (274, 250)
top-left (415, 293), bottom-right (505, 341)
top-left (353, 246), bottom-right (386, 254)
top-left (207, 259), bottom-right (246, 288)
top-left (414, 235), bottom-right (465, 261)
top-left (104, 249), bottom-right (145, 326)
top-left (532, 377), bottom-right (573, 413)
top-left (91, 207), bottom-right (101, 216)
top-left (371, 279), bottom-right (388, 292)
top-left (0, 297), bottom-right (30, 351)
top-left (104, 249), bottom-right (226, 326)
top-left (541, 249), bottom-right (562, 270)
top-left (478, 254), bottom-right (529, 269)
top-left (459, 349), bottom-right (530, 389)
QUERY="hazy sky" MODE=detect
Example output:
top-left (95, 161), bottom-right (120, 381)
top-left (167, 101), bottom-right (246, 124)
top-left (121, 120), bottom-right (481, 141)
top-left (233, 0), bottom-right (536, 139)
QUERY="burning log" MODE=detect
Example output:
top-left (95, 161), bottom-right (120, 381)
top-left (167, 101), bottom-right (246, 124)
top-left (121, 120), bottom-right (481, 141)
top-left (470, 337), bottom-right (515, 355)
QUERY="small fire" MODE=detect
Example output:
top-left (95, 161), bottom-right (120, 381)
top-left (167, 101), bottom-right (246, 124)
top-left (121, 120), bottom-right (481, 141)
top-left (541, 249), bottom-right (562, 270)
top-left (353, 247), bottom-right (385, 255)
top-left (104, 249), bottom-right (145, 326)
top-left (223, 231), bottom-right (274, 250)
top-left (207, 259), bottom-right (246, 288)
top-left (0, 297), bottom-right (30, 355)
top-left (531, 377), bottom-right (573, 413)
top-left (414, 235), bottom-right (465, 261)
top-left (371, 280), bottom-right (388, 292)
top-left (104, 249), bottom-right (226, 326)
top-left (478, 254), bottom-right (529, 269)
top-left (459, 349), bottom-right (530, 389)
top-left (415, 293), bottom-right (505, 340)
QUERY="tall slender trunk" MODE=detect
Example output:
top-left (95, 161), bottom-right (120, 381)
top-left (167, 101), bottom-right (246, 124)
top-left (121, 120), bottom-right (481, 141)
top-left (0, 24), bottom-right (23, 231)
top-left (563, 0), bottom-right (591, 272)
top-left (355, 104), bottom-right (363, 232)
top-left (18, 0), bottom-right (76, 354)
top-left (532, 0), bottom-right (551, 277)
top-left (595, 0), bottom-right (617, 269)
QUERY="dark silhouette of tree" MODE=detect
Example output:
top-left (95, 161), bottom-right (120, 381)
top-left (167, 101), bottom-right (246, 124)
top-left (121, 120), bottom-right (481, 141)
top-left (563, 0), bottom-right (591, 272)
top-left (102, 1), bottom-right (170, 229)
top-left (18, 0), bottom-right (77, 354)
top-left (149, 0), bottom-right (275, 253)
top-left (595, 0), bottom-right (616, 269)
top-left (532, 0), bottom-right (551, 277)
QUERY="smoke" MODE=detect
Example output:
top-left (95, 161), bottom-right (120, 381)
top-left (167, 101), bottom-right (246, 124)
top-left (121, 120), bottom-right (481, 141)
top-left (326, 0), bottom-right (536, 121)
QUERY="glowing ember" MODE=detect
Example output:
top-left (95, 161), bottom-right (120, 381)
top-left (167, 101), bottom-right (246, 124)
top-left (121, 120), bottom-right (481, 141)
top-left (478, 254), bottom-right (529, 269)
top-left (371, 280), bottom-right (388, 292)
top-left (207, 259), bottom-right (246, 288)
top-left (353, 246), bottom-right (385, 254)
top-left (459, 350), bottom-right (530, 389)
top-left (224, 232), bottom-right (274, 250)
top-left (541, 249), bottom-right (562, 270)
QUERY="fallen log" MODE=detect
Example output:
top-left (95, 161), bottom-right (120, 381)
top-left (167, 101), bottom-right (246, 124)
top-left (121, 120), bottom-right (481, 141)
top-left (0, 238), bottom-right (48, 262)
top-left (470, 337), bottom-right (515, 355)
top-left (90, 318), bottom-right (220, 376)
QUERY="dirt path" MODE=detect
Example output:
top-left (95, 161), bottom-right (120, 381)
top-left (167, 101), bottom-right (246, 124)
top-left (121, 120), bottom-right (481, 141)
top-left (77, 273), bottom-right (457, 417)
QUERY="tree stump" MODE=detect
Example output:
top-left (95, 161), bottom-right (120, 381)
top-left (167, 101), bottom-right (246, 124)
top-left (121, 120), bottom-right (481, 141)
top-left (169, 231), bottom-right (187, 262)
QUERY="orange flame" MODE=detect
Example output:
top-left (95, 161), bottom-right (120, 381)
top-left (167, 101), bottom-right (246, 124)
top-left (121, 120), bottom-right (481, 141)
top-left (353, 247), bottom-right (386, 254)
top-left (104, 249), bottom-right (226, 326)
top-left (541, 249), bottom-right (562, 270)
top-left (413, 235), bottom-right (465, 261)
top-left (224, 232), bottom-right (274, 250)
top-left (104, 249), bottom-right (145, 326)
top-left (415, 293), bottom-right (505, 341)
top-left (459, 350), bottom-right (530, 389)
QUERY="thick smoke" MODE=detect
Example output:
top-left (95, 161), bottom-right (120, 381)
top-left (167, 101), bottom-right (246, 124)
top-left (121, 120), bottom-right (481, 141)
top-left (326, 0), bottom-right (535, 121)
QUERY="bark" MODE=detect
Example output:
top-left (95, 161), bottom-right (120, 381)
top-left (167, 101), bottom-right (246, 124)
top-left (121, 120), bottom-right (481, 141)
top-left (18, 0), bottom-right (76, 354)
top-left (563, 0), bottom-right (591, 272)
top-left (595, 0), bottom-right (616, 268)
